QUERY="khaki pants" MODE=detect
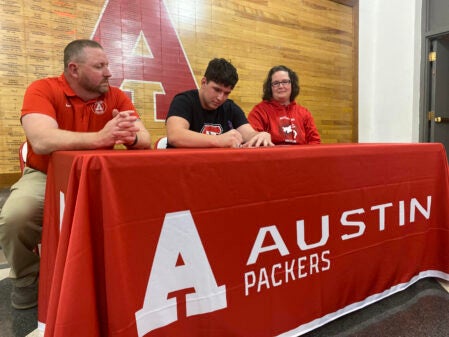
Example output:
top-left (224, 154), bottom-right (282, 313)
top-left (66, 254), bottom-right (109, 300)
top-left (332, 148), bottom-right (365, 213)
top-left (0, 167), bottom-right (46, 287)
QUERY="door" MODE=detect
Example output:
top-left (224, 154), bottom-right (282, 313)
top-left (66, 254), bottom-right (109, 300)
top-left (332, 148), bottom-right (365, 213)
top-left (429, 37), bottom-right (449, 159)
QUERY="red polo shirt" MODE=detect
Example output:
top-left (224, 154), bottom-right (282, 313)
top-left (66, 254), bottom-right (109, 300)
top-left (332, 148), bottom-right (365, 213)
top-left (21, 74), bottom-right (138, 173)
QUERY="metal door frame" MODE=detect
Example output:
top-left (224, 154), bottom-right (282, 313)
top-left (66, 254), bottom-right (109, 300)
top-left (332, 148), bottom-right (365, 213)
top-left (420, 0), bottom-right (449, 142)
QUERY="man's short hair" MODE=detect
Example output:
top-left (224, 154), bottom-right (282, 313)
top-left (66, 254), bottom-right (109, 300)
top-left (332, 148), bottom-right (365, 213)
top-left (204, 58), bottom-right (239, 89)
top-left (63, 39), bottom-right (103, 70)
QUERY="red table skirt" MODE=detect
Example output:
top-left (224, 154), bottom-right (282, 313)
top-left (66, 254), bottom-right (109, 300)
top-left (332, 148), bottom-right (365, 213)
top-left (39, 143), bottom-right (449, 337)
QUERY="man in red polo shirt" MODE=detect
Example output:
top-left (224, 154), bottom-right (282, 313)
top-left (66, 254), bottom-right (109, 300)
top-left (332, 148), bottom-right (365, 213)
top-left (0, 39), bottom-right (151, 309)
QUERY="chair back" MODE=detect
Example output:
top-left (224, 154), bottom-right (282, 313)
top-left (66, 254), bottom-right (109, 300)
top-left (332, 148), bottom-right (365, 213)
top-left (19, 141), bottom-right (28, 172)
top-left (155, 136), bottom-right (168, 149)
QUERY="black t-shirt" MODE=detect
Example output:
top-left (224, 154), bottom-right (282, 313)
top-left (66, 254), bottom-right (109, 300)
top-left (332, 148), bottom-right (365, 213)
top-left (166, 89), bottom-right (248, 137)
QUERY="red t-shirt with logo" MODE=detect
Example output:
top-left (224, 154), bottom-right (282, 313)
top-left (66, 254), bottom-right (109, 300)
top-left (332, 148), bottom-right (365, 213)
top-left (21, 74), bottom-right (138, 173)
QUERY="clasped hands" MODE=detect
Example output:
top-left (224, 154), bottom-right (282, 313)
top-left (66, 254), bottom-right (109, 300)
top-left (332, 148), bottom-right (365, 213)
top-left (101, 109), bottom-right (140, 146)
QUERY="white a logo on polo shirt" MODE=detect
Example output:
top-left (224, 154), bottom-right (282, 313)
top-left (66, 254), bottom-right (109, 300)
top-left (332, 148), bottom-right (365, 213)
top-left (135, 211), bottom-right (227, 336)
top-left (93, 100), bottom-right (106, 115)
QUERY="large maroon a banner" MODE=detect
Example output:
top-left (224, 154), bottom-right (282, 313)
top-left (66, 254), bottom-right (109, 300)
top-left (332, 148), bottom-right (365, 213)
top-left (92, 0), bottom-right (197, 120)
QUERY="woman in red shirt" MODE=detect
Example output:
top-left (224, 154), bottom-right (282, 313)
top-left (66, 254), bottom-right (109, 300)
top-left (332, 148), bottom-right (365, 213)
top-left (248, 65), bottom-right (321, 145)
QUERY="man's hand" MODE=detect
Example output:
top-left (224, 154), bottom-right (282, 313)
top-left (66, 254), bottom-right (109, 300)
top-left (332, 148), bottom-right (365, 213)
top-left (242, 131), bottom-right (274, 148)
top-left (99, 109), bottom-right (139, 146)
top-left (217, 129), bottom-right (243, 148)
top-left (22, 110), bottom-right (150, 153)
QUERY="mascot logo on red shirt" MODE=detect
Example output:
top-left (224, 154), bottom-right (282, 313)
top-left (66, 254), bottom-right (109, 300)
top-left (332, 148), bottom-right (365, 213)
top-left (92, 100), bottom-right (106, 115)
top-left (279, 116), bottom-right (298, 142)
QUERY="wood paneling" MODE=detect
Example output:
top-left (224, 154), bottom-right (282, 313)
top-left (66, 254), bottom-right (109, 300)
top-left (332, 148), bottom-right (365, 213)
top-left (0, 0), bottom-right (356, 184)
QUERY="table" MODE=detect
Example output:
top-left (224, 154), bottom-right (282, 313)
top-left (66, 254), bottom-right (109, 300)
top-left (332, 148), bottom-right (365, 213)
top-left (38, 143), bottom-right (449, 337)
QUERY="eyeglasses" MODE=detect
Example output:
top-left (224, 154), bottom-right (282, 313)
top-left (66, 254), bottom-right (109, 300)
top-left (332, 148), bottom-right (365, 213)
top-left (271, 80), bottom-right (291, 88)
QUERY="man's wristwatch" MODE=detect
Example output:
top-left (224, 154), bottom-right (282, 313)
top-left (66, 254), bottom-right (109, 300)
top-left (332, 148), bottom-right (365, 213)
top-left (129, 134), bottom-right (138, 147)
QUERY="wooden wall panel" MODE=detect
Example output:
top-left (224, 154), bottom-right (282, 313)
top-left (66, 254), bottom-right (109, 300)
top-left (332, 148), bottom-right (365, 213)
top-left (0, 0), bottom-right (355, 186)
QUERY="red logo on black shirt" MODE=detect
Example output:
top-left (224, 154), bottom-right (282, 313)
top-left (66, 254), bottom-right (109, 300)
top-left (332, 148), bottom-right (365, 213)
top-left (201, 124), bottom-right (223, 135)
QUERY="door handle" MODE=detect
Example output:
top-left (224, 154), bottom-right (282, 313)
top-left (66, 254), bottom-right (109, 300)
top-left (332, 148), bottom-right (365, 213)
top-left (435, 116), bottom-right (449, 123)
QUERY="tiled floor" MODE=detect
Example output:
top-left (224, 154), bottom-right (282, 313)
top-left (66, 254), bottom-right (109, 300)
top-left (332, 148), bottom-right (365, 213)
top-left (1, 186), bottom-right (449, 337)
top-left (303, 278), bottom-right (449, 337)
top-left (0, 264), bottom-right (41, 337)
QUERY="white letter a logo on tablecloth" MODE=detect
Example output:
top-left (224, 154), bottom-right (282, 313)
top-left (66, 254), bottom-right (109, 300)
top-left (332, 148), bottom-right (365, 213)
top-left (135, 211), bottom-right (227, 336)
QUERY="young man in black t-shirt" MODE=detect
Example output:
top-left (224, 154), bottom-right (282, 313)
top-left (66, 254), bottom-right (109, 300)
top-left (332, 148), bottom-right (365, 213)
top-left (166, 58), bottom-right (273, 148)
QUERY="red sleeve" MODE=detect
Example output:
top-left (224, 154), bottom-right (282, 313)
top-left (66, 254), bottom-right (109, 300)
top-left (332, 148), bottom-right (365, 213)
top-left (247, 103), bottom-right (267, 132)
top-left (302, 107), bottom-right (321, 144)
top-left (21, 79), bottom-right (59, 121)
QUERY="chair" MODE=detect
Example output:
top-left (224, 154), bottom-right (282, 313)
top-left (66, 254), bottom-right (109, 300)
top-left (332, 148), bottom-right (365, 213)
top-left (154, 136), bottom-right (168, 149)
top-left (19, 141), bottom-right (28, 172)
